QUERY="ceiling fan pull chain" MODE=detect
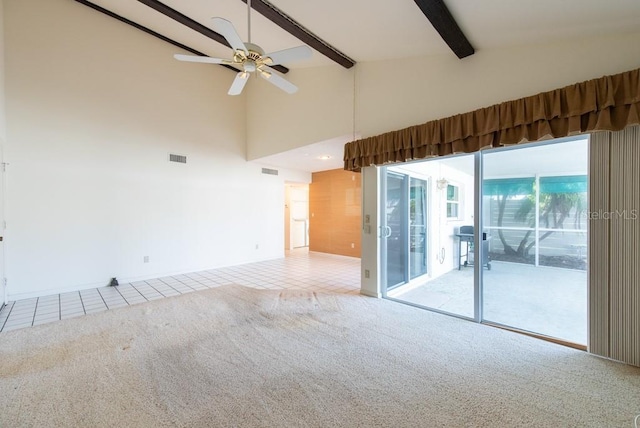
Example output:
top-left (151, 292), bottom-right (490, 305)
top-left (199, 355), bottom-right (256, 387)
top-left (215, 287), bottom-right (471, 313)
top-left (247, 0), bottom-right (251, 43)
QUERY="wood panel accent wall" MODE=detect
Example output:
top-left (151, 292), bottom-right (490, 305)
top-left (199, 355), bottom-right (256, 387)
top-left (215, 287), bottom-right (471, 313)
top-left (589, 125), bottom-right (640, 367)
top-left (309, 169), bottom-right (361, 257)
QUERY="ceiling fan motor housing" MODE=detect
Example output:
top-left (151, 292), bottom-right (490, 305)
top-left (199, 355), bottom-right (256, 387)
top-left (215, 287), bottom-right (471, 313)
top-left (235, 43), bottom-right (265, 73)
top-left (244, 42), bottom-right (265, 58)
top-left (243, 60), bottom-right (257, 73)
top-left (174, 18), bottom-right (309, 95)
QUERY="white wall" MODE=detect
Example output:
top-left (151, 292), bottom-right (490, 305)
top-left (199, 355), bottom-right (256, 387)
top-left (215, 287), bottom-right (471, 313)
top-left (3, 0), bottom-right (292, 299)
top-left (356, 32), bottom-right (640, 139)
top-left (5, 0), bottom-right (640, 301)
top-left (360, 166), bottom-right (379, 297)
top-left (247, 65), bottom-right (355, 160)
top-left (247, 31), bottom-right (640, 158)
top-left (245, 31), bottom-right (640, 298)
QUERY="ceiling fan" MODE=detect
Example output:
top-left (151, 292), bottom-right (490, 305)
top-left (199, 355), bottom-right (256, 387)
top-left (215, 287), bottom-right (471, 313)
top-left (174, 0), bottom-right (312, 96)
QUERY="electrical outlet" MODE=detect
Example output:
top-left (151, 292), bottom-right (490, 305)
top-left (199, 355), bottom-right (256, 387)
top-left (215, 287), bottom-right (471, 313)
top-left (351, 243), bottom-right (355, 248)
top-left (364, 269), bottom-right (370, 279)
top-left (255, 244), bottom-right (259, 250)
top-left (143, 256), bottom-right (149, 263)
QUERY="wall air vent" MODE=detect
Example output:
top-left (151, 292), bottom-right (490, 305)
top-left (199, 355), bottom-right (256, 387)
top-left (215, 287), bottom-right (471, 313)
top-left (261, 167), bottom-right (279, 176)
top-left (169, 153), bottom-right (187, 164)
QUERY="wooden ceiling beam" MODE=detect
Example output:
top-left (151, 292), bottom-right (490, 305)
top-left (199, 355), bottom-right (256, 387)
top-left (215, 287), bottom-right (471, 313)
top-left (240, 0), bottom-right (356, 69)
top-left (74, 0), bottom-right (238, 73)
top-left (413, 0), bottom-right (474, 59)
top-left (137, 0), bottom-right (289, 74)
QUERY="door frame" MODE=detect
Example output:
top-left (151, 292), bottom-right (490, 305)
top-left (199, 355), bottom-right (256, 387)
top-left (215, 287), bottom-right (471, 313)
top-left (380, 167), bottom-right (432, 297)
top-left (380, 156), bottom-right (481, 320)
top-left (374, 135), bottom-right (589, 344)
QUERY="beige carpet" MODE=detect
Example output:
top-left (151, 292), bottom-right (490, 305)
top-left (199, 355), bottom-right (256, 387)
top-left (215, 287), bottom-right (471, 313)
top-left (1, 285), bottom-right (639, 427)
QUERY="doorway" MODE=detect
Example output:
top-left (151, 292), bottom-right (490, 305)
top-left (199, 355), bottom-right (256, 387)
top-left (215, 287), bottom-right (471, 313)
top-left (383, 155), bottom-right (475, 319)
top-left (383, 172), bottom-right (428, 291)
top-left (481, 139), bottom-right (588, 344)
top-left (380, 137), bottom-right (588, 345)
top-left (284, 184), bottom-right (309, 251)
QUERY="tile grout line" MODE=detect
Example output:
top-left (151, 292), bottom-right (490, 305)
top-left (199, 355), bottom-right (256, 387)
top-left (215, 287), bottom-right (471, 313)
top-left (2, 252), bottom-right (360, 332)
top-left (31, 298), bottom-right (39, 327)
top-left (112, 285), bottom-right (132, 307)
top-left (78, 291), bottom-right (87, 315)
top-left (127, 284), bottom-right (148, 301)
top-left (174, 276), bottom-right (206, 290)
top-left (159, 277), bottom-right (188, 294)
top-left (144, 281), bottom-right (166, 298)
top-left (0, 301), bottom-right (16, 332)
top-left (95, 288), bottom-right (110, 309)
top-left (129, 283), bottom-right (150, 302)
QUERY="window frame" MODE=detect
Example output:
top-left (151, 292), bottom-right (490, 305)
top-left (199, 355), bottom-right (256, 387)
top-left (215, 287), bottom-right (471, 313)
top-left (446, 183), bottom-right (461, 219)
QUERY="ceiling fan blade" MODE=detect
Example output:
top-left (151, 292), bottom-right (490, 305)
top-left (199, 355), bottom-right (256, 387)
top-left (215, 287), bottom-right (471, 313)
top-left (264, 46), bottom-right (313, 66)
top-left (259, 66), bottom-right (298, 94)
top-left (228, 72), bottom-right (250, 96)
top-left (174, 54), bottom-right (230, 64)
top-left (211, 17), bottom-right (247, 53)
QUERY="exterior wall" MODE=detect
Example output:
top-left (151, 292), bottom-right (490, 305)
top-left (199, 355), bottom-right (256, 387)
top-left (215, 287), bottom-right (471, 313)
top-left (309, 169), bottom-right (361, 257)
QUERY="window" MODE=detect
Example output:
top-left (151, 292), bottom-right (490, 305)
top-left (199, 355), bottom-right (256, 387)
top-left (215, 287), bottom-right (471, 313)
top-left (446, 184), bottom-right (459, 218)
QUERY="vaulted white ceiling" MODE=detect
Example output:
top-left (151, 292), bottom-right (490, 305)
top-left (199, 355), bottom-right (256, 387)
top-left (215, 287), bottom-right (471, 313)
top-left (86, 0), bottom-right (640, 69)
top-left (80, 0), bottom-right (640, 174)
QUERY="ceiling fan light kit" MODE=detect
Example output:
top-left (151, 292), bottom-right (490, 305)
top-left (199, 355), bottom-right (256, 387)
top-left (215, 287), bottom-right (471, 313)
top-left (174, 0), bottom-right (312, 95)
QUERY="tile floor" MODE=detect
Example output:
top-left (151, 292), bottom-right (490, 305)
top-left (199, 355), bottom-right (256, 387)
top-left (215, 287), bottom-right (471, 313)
top-left (0, 249), bottom-right (361, 333)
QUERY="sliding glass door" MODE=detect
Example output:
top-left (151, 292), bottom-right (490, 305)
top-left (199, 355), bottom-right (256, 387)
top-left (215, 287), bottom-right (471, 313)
top-left (383, 156), bottom-right (475, 319)
top-left (383, 171), bottom-right (429, 291)
top-left (385, 172), bottom-right (408, 290)
top-left (380, 138), bottom-right (588, 345)
top-left (409, 178), bottom-right (427, 280)
top-left (481, 139), bottom-right (588, 344)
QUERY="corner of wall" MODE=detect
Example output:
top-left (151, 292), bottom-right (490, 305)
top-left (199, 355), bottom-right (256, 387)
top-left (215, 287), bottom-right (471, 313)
top-left (360, 166), bottom-right (380, 298)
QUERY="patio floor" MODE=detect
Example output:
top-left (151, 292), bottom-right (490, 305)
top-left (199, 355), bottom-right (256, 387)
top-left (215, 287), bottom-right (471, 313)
top-left (391, 261), bottom-right (587, 345)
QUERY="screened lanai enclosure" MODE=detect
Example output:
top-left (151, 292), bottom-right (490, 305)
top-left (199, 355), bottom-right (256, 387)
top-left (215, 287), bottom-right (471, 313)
top-left (383, 138), bottom-right (588, 345)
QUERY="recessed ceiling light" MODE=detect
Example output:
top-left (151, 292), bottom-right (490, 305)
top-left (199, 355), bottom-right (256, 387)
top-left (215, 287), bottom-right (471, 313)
top-left (318, 155), bottom-right (332, 160)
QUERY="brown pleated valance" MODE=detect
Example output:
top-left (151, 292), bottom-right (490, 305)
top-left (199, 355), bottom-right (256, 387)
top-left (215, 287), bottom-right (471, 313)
top-left (344, 67), bottom-right (640, 171)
